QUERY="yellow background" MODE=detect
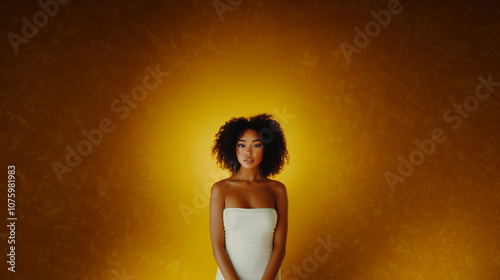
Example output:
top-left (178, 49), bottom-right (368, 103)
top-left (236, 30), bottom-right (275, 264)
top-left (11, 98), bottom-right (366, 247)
top-left (1, 0), bottom-right (499, 279)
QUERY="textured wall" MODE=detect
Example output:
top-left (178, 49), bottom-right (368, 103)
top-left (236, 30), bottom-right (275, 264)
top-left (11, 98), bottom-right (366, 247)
top-left (1, 0), bottom-right (499, 279)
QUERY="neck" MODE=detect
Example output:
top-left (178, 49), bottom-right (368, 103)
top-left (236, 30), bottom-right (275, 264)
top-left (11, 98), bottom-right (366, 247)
top-left (233, 166), bottom-right (266, 182)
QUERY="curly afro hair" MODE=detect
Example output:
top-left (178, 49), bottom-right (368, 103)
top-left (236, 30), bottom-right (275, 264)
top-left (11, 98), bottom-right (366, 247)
top-left (211, 113), bottom-right (290, 178)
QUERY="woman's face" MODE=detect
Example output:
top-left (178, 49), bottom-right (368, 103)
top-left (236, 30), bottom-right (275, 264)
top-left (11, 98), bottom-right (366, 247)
top-left (236, 129), bottom-right (264, 169)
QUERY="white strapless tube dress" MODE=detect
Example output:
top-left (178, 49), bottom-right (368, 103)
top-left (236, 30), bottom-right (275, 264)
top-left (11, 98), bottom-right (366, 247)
top-left (215, 208), bottom-right (281, 280)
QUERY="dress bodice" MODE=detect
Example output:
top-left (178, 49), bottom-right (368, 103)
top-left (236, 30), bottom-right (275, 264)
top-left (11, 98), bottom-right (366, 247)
top-left (215, 208), bottom-right (281, 280)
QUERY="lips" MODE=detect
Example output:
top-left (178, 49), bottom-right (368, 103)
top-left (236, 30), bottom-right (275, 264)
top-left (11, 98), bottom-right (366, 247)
top-left (244, 158), bottom-right (254, 163)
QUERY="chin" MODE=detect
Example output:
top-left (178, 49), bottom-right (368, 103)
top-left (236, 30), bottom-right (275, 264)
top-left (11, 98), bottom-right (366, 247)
top-left (241, 162), bottom-right (260, 168)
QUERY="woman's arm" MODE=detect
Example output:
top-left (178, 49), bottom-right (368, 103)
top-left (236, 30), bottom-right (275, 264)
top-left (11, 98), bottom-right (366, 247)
top-left (261, 182), bottom-right (288, 280)
top-left (209, 182), bottom-right (240, 280)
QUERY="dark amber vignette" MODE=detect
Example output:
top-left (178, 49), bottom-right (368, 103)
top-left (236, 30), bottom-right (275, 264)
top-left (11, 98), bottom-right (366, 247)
top-left (1, 0), bottom-right (499, 279)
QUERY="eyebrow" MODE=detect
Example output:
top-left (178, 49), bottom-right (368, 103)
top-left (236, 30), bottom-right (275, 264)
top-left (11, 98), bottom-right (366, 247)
top-left (237, 139), bottom-right (262, 142)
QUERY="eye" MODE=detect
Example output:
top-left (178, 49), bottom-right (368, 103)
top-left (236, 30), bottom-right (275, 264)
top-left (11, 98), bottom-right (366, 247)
top-left (253, 144), bottom-right (262, 148)
top-left (237, 144), bottom-right (245, 148)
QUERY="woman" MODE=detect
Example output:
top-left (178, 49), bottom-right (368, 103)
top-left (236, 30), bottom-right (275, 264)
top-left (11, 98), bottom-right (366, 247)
top-left (210, 113), bottom-right (290, 280)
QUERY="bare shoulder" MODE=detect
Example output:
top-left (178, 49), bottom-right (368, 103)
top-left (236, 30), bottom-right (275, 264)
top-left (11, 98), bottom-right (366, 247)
top-left (211, 178), bottom-right (230, 193)
top-left (268, 180), bottom-right (288, 211)
top-left (267, 179), bottom-right (286, 187)
top-left (267, 179), bottom-right (287, 193)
